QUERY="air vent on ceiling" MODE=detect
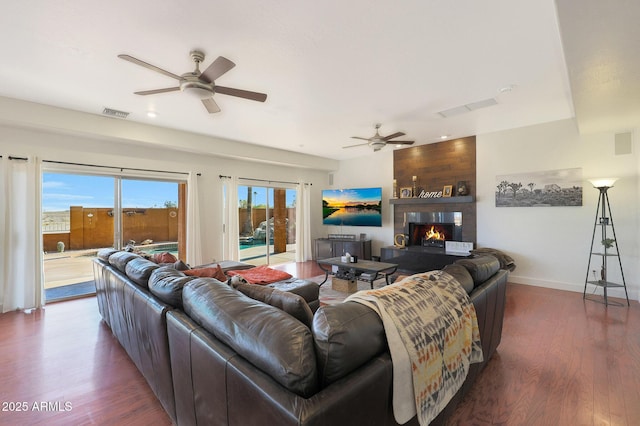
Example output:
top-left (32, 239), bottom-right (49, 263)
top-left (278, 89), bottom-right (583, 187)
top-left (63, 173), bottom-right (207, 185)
top-left (102, 107), bottom-right (130, 119)
top-left (437, 98), bottom-right (498, 118)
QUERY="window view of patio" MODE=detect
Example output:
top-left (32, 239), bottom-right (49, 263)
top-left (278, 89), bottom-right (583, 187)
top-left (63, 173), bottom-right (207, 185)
top-left (42, 172), bottom-right (180, 301)
top-left (238, 185), bottom-right (296, 266)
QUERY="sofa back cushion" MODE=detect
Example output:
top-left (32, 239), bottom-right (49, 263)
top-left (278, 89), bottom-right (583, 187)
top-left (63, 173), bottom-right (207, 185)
top-left (234, 283), bottom-right (314, 328)
top-left (312, 301), bottom-right (386, 387)
top-left (97, 248), bottom-right (119, 263)
top-left (455, 255), bottom-right (500, 287)
top-left (109, 251), bottom-right (140, 273)
top-left (125, 257), bottom-right (160, 288)
top-left (441, 264), bottom-right (475, 294)
top-left (149, 267), bottom-right (196, 309)
top-left (182, 279), bottom-right (319, 397)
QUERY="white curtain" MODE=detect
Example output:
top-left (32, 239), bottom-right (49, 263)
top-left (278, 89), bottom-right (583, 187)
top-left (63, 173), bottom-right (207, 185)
top-left (295, 182), bottom-right (313, 262)
top-left (222, 176), bottom-right (240, 261)
top-left (186, 172), bottom-right (204, 266)
top-left (0, 156), bottom-right (44, 313)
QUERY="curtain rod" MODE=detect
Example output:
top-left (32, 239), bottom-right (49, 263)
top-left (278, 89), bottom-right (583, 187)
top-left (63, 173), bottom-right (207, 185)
top-left (4, 155), bottom-right (29, 161)
top-left (219, 174), bottom-right (311, 186)
top-left (43, 159), bottom-right (200, 176)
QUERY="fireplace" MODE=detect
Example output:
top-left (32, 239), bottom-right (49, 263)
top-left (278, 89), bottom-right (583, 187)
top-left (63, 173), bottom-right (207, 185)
top-left (404, 211), bottom-right (462, 248)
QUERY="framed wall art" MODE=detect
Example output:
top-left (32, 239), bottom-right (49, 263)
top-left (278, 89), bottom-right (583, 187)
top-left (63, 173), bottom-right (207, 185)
top-left (495, 167), bottom-right (582, 207)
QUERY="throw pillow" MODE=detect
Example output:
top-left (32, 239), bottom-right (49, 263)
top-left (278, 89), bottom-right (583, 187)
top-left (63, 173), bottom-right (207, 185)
top-left (184, 264), bottom-right (227, 281)
top-left (173, 260), bottom-right (190, 271)
top-left (152, 251), bottom-right (178, 264)
top-left (234, 283), bottom-right (314, 328)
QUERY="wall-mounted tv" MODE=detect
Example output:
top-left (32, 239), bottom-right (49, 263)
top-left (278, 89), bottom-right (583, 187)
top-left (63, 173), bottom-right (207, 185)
top-left (322, 187), bottom-right (382, 227)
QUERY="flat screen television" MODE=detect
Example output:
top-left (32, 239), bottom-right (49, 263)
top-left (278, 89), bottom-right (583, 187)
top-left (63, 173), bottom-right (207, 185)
top-left (322, 187), bottom-right (382, 227)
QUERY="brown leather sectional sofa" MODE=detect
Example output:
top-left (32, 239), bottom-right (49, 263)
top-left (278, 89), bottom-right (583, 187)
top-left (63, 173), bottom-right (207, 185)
top-left (93, 249), bottom-right (508, 426)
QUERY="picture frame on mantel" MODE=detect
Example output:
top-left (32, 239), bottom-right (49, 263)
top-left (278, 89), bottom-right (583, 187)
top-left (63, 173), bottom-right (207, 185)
top-left (442, 185), bottom-right (453, 197)
top-left (399, 187), bottom-right (413, 198)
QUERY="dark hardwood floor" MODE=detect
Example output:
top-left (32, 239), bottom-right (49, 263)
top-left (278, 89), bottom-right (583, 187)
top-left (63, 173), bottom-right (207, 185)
top-left (1, 262), bottom-right (638, 425)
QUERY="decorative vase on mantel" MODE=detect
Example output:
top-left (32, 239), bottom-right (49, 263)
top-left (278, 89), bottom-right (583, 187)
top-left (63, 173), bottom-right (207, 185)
top-left (457, 181), bottom-right (468, 196)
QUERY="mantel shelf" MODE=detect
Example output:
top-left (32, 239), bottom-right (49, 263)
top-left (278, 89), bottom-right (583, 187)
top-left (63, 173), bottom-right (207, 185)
top-left (389, 195), bottom-right (474, 205)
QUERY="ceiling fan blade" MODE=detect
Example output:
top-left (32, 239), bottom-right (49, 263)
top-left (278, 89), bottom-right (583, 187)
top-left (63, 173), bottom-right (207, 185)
top-left (134, 87), bottom-right (181, 96)
top-left (382, 131), bottom-right (406, 141)
top-left (391, 141), bottom-right (415, 145)
top-left (343, 142), bottom-right (369, 149)
top-left (215, 86), bottom-right (267, 102)
top-left (351, 136), bottom-right (371, 141)
top-left (202, 97), bottom-right (221, 114)
top-left (118, 54), bottom-right (182, 80)
top-left (200, 56), bottom-right (236, 83)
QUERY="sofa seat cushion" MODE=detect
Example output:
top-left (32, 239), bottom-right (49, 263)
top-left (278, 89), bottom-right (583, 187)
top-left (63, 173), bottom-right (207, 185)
top-left (195, 260), bottom-right (254, 273)
top-left (267, 279), bottom-right (319, 305)
top-left (125, 257), bottom-right (160, 288)
top-left (149, 267), bottom-right (197, 309)
top-left (455, 255), bottom-right (500, 287)
top-left (312, 301), bottom-right (386, 387)
top-left (109, 251), bottom-right (140, 273)
top-left (234, 283), bottom-right (314, 328)
top-left (441, 264), bottom-right (475, 294)
top-left (182, 279), bottom-right (319, 397)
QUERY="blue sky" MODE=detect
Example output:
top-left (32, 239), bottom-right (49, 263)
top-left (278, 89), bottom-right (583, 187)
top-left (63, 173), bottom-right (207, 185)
top-left (42, 173), bottom-right (178, 211)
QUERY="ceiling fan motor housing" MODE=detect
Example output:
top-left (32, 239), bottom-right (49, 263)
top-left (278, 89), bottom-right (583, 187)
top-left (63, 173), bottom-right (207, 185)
top-left (370, 140), bottom-right (386, 150)
top-left (180, 75), bottom-right (214, 99)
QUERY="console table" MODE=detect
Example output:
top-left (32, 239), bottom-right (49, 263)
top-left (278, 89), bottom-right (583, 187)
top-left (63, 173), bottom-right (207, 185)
top-left (314, 238), bottom-right (371, 261)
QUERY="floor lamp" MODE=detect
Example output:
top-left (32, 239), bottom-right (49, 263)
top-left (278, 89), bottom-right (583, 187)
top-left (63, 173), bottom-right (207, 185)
top-left (583, 178), bottom-right (629, 306)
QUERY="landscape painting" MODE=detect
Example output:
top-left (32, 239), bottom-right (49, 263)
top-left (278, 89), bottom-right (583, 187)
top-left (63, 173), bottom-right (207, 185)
top-left (322, 187), bottom-right (382, 226)
top-left (495, 168), bottom-right (582, 207)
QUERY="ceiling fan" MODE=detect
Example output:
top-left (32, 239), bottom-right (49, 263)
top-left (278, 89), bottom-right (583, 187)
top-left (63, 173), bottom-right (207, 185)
top-left (343, 124), bottom-right (414, 151)
top-left (118, 50), bottom-right (267, 113)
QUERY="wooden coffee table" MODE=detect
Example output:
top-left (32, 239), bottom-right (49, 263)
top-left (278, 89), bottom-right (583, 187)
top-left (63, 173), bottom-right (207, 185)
top-left (317, 257), bottom-right (398, 288)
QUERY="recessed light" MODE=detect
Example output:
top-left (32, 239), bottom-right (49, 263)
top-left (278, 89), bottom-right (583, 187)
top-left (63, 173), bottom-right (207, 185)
top-left (499, 84), bottom-right (517, 93)
top-left (147, 111), bottom-right (157, 118)
top-left (440, 135), bottom-right (449, 140)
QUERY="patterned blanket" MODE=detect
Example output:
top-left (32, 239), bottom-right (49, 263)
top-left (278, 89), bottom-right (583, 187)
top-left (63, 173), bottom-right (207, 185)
top-left (226, 265), bottom-right (293, 284)
top-left (346, 270), bottom-right (483, 426)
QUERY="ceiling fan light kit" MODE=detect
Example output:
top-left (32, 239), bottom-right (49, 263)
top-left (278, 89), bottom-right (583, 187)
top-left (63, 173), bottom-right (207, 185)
top-left (344, 123), bottom-right (415, 152)
top-left (118, 50), bottom-right (267, 114)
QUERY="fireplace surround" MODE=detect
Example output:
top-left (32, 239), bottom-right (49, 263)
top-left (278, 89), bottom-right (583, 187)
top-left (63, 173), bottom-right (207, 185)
top-left (404, 211), bottom-right (462, 248)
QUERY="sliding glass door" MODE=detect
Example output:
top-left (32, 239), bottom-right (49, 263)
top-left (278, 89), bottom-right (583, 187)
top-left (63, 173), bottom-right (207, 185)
top-left (42, 173), bottom-right (115, 298)
top-left (121, 178), bottom-right (179, 257)
top-left (238, 184), bottom-right (296, 265)
top-left (42, 171), bottom-right (182, 301)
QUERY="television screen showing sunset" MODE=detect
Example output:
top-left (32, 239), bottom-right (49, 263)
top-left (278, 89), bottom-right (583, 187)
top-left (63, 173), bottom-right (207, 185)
top-left (322, 187), bottom-right (382, 226)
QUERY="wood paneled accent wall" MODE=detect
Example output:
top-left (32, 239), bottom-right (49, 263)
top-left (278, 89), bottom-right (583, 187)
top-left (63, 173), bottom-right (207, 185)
top-left (393, 136), bottom-right (477, 242)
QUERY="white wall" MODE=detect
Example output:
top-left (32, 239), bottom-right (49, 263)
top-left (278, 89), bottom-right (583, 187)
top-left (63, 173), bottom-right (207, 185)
top-left (324, 151), bottom-right (395, 257)
top-left (477, 119), bottom-right (639, 301)
top-left (335, 119), bottom-right (639, 302)
top-left (0, 124), bottom-right (332, 264)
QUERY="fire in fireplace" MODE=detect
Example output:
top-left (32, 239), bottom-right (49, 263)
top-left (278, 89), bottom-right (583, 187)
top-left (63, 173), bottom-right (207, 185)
top-left (404, 211), bottom-right (462, 248)
top-left (423, 225), bottom-right (448, 247)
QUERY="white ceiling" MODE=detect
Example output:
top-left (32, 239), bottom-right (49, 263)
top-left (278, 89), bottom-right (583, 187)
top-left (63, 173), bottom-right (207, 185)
top-left (0, 1), bottom-right (636, 161)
